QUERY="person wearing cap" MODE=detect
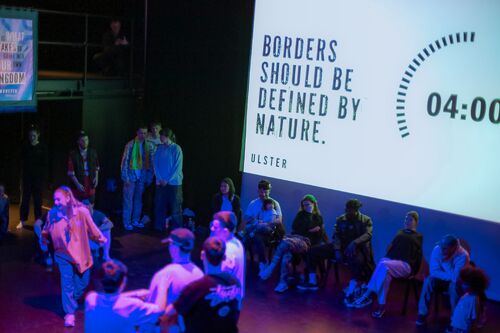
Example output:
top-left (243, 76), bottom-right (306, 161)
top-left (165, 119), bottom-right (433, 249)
top-left (152, 128), bottom-right (183, 232)
top-left (85, 200), bottom-right (113, 261)
top-left (68, 130), bottom-right (100, 203)
top-left (17, 125), bottom-right (48, 230)
top-left (260, 194), bottom-right (327, 293)
top-left (210, 211), bottom-right (246, 299)
top-left (242, 180), bottom-right (283, 270)
top-left (121, 125), bottom-right (154, 230)
top-left (303, 199), bottom-right (375, 303)
top-left (143, 228), bottom-right (203, 333)
top-left (165, 237), bottom-right (241, 333)
top-left (416, 234), bottom-right (470, 326)
top-left (350, 211), bottom-right (423, 318)
top-left (84, 260), bottom-right (164, 333)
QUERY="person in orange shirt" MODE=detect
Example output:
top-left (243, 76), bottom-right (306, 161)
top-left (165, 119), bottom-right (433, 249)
top-left (42, 186), bottom-right (106, 328)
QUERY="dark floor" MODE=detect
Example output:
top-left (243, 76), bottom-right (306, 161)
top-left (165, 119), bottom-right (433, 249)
top-left (1, 206), bottom-right (499, 333)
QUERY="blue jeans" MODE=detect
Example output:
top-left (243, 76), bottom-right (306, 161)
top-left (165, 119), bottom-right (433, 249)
top-left (418, 276), bottom-right (458, 315)
top-left (154, 184), bottom-right (183, 231)
top-left (56, 255), bottom-right (90, 314)
top-left (122, 180), bottom-right (146, 227)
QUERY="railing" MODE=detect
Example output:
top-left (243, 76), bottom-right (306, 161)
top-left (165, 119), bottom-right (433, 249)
top-left (37, 9), bottom-right (139, 86)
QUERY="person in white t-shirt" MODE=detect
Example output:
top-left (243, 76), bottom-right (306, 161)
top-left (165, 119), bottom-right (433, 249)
top-left (143, 228), bottom-right (204, 333)
top-left (210, 210), bottom-right (246, 300)
top-left (84, 260), bottom-right (163, 333)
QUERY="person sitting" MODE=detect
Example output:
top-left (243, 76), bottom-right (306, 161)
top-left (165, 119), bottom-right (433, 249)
top-left (447, 266), bottom-right (489, 333)
top-left (85, 200), bottom-right (113, 262)
top-left (211, 177), bottom-right (241, 226)
top-left (416, 234), bottom-right (470, 326)
top-left (305, 199), bottom-right (375, 304)
top-left (242, 180), bottom-right (283, 270)
top-left (259, 194), bottom-right (327, 293)
top-left (350, 211), bottom-right (423, 318)
top-left (165, 236), bottom-right (241, 333)
top-left (210, 211), bottom-right (246, 300)
top-left (84, 260), bottom-right (163, 333)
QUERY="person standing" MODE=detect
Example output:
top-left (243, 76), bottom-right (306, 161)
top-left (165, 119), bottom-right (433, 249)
top-left (153, 128), bottom-right (183, 232)
top-left (68, 130), bottom-right (100, 203)
top-left (18, 125), bottom-right (48, 230)
top-left (120, 125), bottom-right (154, 231)
top-left (142, 121), bottom-right (163, 226)
top-left (42, 186), bottom-right (106, 327)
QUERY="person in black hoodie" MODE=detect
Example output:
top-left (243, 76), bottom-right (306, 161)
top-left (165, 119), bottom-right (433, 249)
top-left (351, 211), bottom-right (423, 318)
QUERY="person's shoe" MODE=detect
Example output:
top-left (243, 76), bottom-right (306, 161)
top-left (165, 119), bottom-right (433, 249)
top-left (258, 262), bottom-right (267, 274)
top-left (16, 221), bottom-right (25, 230)
top-left (297, 282), bottom-right (319, 291)
top-left (344, 294), bottom-right (356, 308)
top-left (371, 308), bottom-right (386, 319)
top-left (64, 314), bottom-right (75, 327)
top-left (124, 224), bottom-right (133, 231)
top-left (141, 215), bottom-right (151, 225)
top-left (415, 314), bottom-right (427, 326)
top-left (274, 281), bottom-right (288, 293)
top-left (132, 220), bottom-right (145, 228)
top-left (352, 295), bottom-right (373, 308)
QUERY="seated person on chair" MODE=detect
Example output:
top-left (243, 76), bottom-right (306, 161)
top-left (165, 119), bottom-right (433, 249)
top-left (303, 199), bottom-right (375, 302)
top-left (242, 180), bottom-right (283, 269)
top-left (351, 211), bottom-right (423, 318)
top-left (448, 266), bottom-right (489, 333)
top-left (85, 200), bottom-right (113, 262)
top-left (416, 234), bottom-right (470, 326)
top-left (259, 194), bottom-right (327, 293)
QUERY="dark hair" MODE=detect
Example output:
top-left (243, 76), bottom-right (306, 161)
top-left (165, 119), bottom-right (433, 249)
top-left (76, 130), bottom-right (88, 140)
top-left (137, 124), bottom-right (148, 131)
top-left (258, 179), bottom-right (271, 190)
top-left (407, 211), bottom-right (419, 224)
top-left (99, 260), bottom-right (128, 293)
top-left (213, 211), bottom-right (237, 233)
top-left (263, 198), bottom-right (274, 208)
top-left (345, 199), bottom-right (362, 210)
top-left (28, 124), bottom-right (40, 134)
top-left (460, 266), bottom-right (489, 295)
top-left (149, 121), bottom-right (162, 129)
top-left (203, 237), bottom-right (226, 266)
top-left (159, 128), bottom-right (176, 143)
top-left (220, 177), bottom-right (236, 199)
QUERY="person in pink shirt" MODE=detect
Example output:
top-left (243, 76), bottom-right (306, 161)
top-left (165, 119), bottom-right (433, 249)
top-left (42, 186), bottom-right (107, 327)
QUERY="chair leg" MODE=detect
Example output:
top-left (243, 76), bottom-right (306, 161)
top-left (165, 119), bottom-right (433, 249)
top-left (401, 280), bottom-right (411, 315)
top-left (333, 261), bottom-right (340, 284)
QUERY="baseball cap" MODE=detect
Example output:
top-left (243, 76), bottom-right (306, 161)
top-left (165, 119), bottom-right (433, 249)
top-left (161, 228), bottom-right (195, 251)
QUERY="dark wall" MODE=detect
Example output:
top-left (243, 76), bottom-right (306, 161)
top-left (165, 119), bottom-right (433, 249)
top-left (145, 0), bottom-right (255, 224)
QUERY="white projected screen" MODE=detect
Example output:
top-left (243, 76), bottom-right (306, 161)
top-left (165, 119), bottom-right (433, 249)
top-left (242, 0), bottom-right (500, 223)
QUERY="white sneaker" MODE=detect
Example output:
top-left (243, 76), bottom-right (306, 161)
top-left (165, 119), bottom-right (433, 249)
top-left (274, 281), bottom-right (288, 293)
top-left (64, 314), bottom-right (75, 327)
top-left (16, 221), bottom-right (25, 230)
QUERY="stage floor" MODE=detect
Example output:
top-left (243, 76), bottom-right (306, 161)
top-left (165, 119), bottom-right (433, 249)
top-left (1, 206), bottom-right (499, 333)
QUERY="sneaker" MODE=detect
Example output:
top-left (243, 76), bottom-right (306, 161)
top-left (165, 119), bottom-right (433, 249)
top-left (16, 221), bottom-right (25, 230)
top-left (141, 215), bottom-right (151, 225)
top-left (371, 308), bottom-right (386, 319)
top-left (297, 282), bottom-right (319, 291)
top-left (132, 221), bottom-right (145, 228)
top-left (352, 295), bottom-right (373, 308)
top-left (124, 224), bottom-right (133, 231)
top-left (274, 281), bottom-right (288, 293)
top-left (415, 314), bottom-right (427, 326)
top-left (64, 314), bottom-right (75, 327)
top-left (344, 294), bottom-right (356, 308)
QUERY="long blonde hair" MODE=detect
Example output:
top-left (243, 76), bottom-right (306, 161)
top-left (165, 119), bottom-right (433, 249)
top-left (54, 186), bottom-right (83, 217)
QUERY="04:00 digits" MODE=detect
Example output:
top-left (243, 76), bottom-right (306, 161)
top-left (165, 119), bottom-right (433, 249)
top-left (427, 93), bottom-right (500, 124)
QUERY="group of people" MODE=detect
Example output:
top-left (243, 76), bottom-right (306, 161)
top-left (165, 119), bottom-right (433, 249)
top-left (42, 184), bottom-right (243, 331)
top-left (0, 122), bottom-right (491, 333)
